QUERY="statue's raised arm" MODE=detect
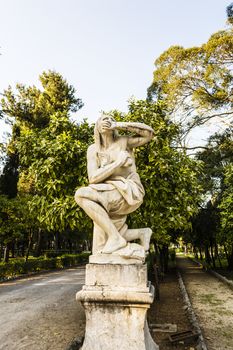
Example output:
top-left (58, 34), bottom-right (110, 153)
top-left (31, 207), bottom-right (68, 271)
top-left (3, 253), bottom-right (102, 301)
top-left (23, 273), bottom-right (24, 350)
top-left (75, 113), bottom-right (155, 263)
top-left (111, 120), bottom-right (155, 148)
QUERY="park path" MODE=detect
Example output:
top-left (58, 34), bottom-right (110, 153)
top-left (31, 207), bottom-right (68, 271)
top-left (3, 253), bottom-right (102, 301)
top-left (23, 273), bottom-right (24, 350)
top-left (0, 267), bottom-right (86, 350)
top-left (177, 256), bottom-right (233, 350)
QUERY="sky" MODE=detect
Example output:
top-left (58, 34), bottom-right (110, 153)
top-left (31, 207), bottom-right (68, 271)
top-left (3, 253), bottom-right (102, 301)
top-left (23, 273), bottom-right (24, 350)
top-left (0, 0), bottom-right (231, 144)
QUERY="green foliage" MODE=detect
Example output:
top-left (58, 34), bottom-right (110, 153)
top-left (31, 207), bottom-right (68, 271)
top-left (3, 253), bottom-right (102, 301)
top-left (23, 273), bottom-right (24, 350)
top-left (0, 70), bottom-right (92, 251)
top-left (147, 26), bottom-right (233, 134)
top-left (0, 152), bottom-right (19, 198)
top-left (0, 252), bottom-right (90, 279)
top-left (180, 125), bottom-right (233, 269)
top-left (1, 70), bottom-right (83, 128)
top-left (0, 71), bottom-right (202, 257)
top-left (112, 99), bottom-right (202, 244)
top-left (17, 114), bottom-right (93, 232)
top-left (219, 164), bottom-right (233, 245)
top-left (0, 195), bottom-right (25, 245)
top-left (227, 3), bottom-right (233, 24)
top-left (146, 6), bottom-right (233, 269)
top-left (197, 127), bottom-right (233, 194)
top-left (186, 201), bottom-right (219, 251)
top-left (194, 126), bottom-right (233, 267)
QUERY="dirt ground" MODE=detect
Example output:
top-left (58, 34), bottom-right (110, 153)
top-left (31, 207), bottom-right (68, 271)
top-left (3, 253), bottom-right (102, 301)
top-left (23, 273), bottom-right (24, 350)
top-left (148, 266), bottom-right (197, 350)
top-left (177, 256), bottom-right (233, 350)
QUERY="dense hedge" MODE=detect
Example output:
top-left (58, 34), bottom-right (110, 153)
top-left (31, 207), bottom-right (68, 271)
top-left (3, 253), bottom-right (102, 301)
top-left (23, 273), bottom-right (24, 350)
top-left (0, 252), bottom-right (90, 280)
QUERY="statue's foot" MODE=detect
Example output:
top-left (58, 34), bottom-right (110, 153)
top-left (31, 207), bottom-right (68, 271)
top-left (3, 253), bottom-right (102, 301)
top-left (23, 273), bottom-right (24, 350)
top-left (113, 242), bottom-right (145, 261)
top-left (102, 236), bottom-right (127, 254)
top-left (139, 228), bottom-right (152, 252)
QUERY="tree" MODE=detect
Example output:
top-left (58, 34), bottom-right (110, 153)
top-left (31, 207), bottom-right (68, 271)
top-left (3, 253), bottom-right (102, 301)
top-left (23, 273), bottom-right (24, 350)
top-left (186, 201), bottom-right (221, 267)
top-left (0, 152), bottom-right (19, 198)
top-left (227, 2), bottom-right (233, 24)
top-left (111, 99), bottom-right (202, 270)
top-left (218, 164), bottom-right (233, 269)
top-left (1, 70), bottom-right (83, 128)
top-left (17, 113), bottom-right (93, 234)
top-left (197, 127), bottom-right (233, 195)
top-left (0, 71), bottom-right (89, 256)
top-left (183, 125), bottom-right (233, 269)
top-left (147, 21), bottom-right (233, 140)
top-left (0, 69), bottom-right (84, 200)
top-left (0, 74), bottom-right (202, 262)
top-left (146, 4), bottom-right (233, 271)
top-left (0, 195), bottom-right (27, 262)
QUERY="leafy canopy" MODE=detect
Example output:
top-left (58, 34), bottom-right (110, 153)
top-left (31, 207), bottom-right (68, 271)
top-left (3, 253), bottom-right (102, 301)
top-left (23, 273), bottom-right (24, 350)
top-left (112, 99), bottom-right (202, 243)
top-left (1, 70), bottom-right (83, 128)
top-left (147, 26), bottom-right (233, 137)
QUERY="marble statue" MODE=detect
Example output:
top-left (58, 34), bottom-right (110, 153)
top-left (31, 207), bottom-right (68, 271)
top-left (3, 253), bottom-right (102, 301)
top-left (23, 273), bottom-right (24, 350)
top-left (75, 113), bottom-right (155, 261)
top-left (75, 113), bottom-right (160, 350)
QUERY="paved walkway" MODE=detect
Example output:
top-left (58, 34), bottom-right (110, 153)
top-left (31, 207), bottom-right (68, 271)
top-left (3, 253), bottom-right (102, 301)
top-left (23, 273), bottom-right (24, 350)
top-left (177, 256), bottom-right (233, 350)
top-left (0, 267), bottom-right (85, 350)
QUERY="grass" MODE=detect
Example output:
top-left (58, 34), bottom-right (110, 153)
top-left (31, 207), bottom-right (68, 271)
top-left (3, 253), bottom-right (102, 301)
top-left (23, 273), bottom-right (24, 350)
top-left (199, 293), bottom-right (224, 306)
top-left (212, 308), bottom-right (233, 317)
top-left (222, 330), bottom-right (233, 340)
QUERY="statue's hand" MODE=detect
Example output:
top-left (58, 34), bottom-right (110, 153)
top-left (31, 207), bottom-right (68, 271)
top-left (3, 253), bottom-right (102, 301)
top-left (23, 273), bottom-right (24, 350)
top-left (118, 151), bottom-right (133, 167)
top-left (101, 119), bottom-right (117, 131)
top-left (108, 120), bottom-right (117, 130)
top-left (123, 157), bottom-right (133, 167)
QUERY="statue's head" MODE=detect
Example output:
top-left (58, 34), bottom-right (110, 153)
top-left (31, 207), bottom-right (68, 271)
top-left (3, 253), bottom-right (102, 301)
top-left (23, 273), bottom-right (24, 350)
top-left (94, 113), bottom-right (118, 149)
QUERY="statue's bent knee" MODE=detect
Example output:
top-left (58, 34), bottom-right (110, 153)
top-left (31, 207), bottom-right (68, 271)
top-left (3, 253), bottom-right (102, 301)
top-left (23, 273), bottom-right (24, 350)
top-left (74, 187), bottom-right (87, 204)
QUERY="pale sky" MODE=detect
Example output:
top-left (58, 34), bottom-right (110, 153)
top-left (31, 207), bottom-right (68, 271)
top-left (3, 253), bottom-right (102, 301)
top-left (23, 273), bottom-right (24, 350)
top-left (0, 0), bottom-right (231, 144)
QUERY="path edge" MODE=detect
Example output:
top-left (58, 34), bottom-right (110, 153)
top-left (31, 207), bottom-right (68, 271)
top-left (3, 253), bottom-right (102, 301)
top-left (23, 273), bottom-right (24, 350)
top-left (177, 270), bottom-right (208, 350)
top-left (188, 256), bottom-right (233, 292)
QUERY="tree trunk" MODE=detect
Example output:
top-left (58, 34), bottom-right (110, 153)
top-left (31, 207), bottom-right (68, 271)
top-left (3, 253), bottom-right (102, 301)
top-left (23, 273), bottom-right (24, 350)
top-left (224, 244), bottom-right (230, 262)
top-left (25, 229), bottom-right (34, 261)
top-left (68, 240), bottom-right (72, 254)
top-left (3, 243), bottom-right (10, 263)
top-left (215, 244), bottom-right (222, 268)
top-left (164, 245), bottom-right (169, 273)
top-left (54, 232), bottom-right (61, 251)
top-left (159, 244), bottom-right (169, 274)
top-left (193, 246), bottom-right (198, 259)
top-left (205, 245), bottom-right (211, 265)
top-left (199, 248), bottom-right (203, 260)
top-left (153, 262), bottom-right (160, 301)
top-left (21, 243), bottom-right (25, 257)
top-left (34, 229), bottom-right (43, 257)
top-left (11, 242), bottom-right (15, 258)
top-left (227, 245), bottom-right (233, 271)
top-left (210, 243), bottom-right (216, 269)
top-left (150, 244), bottom-right (160, 301)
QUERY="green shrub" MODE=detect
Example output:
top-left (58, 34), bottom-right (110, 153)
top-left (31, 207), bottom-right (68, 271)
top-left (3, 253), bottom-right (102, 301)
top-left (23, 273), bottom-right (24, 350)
top-left (44, 251), bottom-right (60, 258)
top-left (0, 252), bottom-right (90, 280)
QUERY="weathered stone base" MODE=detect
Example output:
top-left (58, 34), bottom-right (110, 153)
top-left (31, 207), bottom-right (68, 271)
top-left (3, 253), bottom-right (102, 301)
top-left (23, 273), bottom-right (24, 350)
top-left (76, 263), bottom-right (159, 350)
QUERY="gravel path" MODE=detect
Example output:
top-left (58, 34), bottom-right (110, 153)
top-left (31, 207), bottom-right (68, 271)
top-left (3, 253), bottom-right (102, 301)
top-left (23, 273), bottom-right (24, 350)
top-left (177, 256), bottom-right (233, 350)
top-left (0, 267), bottom-right (86, 350)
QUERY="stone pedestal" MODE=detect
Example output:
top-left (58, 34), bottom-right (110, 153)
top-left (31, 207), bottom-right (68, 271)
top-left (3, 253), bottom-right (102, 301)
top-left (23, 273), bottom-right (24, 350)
top-left (76, 262), bottom-right (159, 350)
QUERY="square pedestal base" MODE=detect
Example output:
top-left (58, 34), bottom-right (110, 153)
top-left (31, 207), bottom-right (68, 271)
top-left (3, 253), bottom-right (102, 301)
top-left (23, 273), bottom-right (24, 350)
top-left (76, 263), bottom-right (159, 350)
